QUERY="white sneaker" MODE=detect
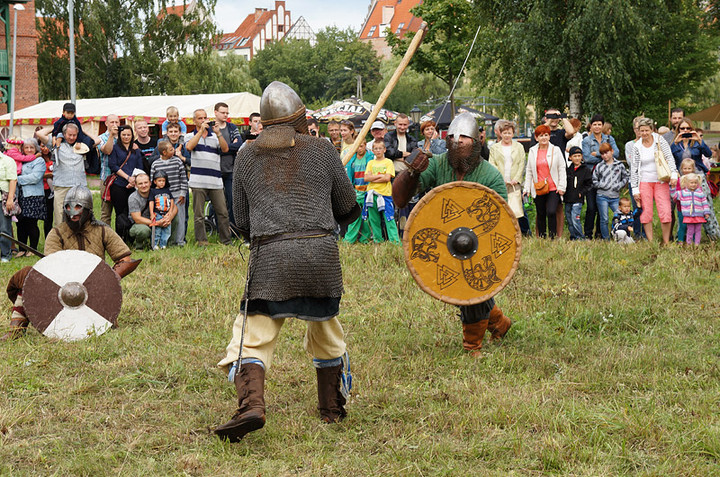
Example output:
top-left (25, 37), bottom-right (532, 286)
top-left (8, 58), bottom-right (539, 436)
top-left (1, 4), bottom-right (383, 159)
top-left (1, 257), bottom-right (10, 263)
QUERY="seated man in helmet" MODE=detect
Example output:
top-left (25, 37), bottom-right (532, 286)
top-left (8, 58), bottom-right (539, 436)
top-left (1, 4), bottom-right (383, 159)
top-left (392, 112), bottom-right (513, 357)
top-left (1, 185), bottom-right (140, 341)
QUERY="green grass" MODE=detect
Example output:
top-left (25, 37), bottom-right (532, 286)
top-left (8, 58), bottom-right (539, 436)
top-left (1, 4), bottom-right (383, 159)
top-left (1, 198), bottom-right (719, 475)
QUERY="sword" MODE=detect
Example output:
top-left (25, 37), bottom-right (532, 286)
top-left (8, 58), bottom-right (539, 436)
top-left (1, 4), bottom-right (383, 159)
top-left (0, 233), bottom-right (45, 258)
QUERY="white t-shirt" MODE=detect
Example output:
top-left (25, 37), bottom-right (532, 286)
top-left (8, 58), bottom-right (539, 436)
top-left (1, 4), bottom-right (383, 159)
top-left (639, 140), bottom-right (659, 183)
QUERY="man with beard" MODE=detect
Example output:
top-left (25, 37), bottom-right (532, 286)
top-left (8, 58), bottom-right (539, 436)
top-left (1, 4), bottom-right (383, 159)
top-left (1, 186), bottom-right (140, 341)
top-left (214, 81), bottom-right (359, 442)
top-left (392, 113), bottom-right (512, 357)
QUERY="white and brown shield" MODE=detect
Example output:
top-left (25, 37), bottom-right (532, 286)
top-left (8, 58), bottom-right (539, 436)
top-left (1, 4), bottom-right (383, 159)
top-left (403, 181), bottom-right (522, 306)
top-left (23, 250), bottom-right (122, 341)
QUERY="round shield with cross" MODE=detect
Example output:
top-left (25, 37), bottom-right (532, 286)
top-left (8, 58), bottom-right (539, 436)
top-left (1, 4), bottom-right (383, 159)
top-left (403, 181), bottom-right (522, 305)
top-left (23, 250), bottom-right (123, 341)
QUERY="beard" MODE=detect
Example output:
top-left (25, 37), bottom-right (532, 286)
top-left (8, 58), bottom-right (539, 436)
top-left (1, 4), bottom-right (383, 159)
top-left (447, 139), bottom-right (482, 175)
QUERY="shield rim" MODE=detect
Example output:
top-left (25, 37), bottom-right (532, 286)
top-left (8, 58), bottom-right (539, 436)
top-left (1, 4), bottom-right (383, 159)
top-left (402, 180), bottom-right (522, 305)
top-left (22, 250), bottom-right (122, 340)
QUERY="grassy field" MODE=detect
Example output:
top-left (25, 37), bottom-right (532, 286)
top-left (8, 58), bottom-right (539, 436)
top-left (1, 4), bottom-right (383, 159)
top-left (1, 204), bottom-right (719, 475)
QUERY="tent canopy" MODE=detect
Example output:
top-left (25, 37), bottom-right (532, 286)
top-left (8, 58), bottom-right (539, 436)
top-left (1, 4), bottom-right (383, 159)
top-left (0, 92), bottom-right (261, 137)
top-left (688, 104), bottom-right (720, 123)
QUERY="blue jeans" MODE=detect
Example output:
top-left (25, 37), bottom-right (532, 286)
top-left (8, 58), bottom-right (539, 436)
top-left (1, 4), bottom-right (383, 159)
top-left (628, 184), bottom-right (645, 239)
top-left (676, 206), bottom-right (686, 242)
top-left (596, 195), bottom-right (619, 240)
top-left (0, 213), bottom-right (12, 260)
top-left (564, 202), bottom-right (584, 240)
top-left (222, 173), bottom-right (235, 227)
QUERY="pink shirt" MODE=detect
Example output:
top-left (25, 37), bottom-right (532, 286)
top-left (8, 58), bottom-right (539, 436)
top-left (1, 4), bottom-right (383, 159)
top-left (536, 148), bottom-right (557, 191)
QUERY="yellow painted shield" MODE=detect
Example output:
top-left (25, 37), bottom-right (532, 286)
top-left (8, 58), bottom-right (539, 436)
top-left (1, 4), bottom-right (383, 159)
top-left (403, 181), bottom-right (522, 305)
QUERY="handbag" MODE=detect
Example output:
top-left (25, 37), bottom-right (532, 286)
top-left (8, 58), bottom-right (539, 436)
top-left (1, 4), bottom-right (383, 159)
top-left (534, 178), bottom-right (549, 196)
top-left (2, 190), bottom-right (21, 217)
top-left (101, 150), bottom-right (132, 201)
top-left (654, 142), bottom-right (672, 183)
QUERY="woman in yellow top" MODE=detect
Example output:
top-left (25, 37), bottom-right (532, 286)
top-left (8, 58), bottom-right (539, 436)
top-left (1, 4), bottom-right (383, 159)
top-left (489, 120), bottom-right (529, 235)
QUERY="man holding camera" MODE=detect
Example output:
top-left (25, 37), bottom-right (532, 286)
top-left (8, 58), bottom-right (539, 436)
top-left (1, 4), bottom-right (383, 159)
top-left (214, 102), bottom-right (243, 229)
top-left (533, 108), bottom-right (576, 154)
top-left (186, 108), bottom-right (232, 246)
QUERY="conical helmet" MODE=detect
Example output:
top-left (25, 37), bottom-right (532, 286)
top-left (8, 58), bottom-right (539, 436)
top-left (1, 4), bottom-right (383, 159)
top-left (447, 112), bottom-right (480, 142)
top-left (259, 81), bottom-right (307, 133)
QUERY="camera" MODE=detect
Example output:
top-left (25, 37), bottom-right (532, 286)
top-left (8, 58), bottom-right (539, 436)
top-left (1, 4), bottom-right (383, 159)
top-left (310, 129), bottom-right (318, 136)
top-left (681, 132), bottom-right (693, 139)
top-left (207, 120), bottom-right (216, 129)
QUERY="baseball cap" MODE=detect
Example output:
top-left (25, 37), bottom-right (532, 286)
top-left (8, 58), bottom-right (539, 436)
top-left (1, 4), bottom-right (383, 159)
top-left (370, 121), bottom-right (385, 130)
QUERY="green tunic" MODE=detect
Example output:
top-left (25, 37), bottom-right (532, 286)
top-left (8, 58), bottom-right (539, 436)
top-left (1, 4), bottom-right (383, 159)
top-left (418, 152), bottom-right (508, 200)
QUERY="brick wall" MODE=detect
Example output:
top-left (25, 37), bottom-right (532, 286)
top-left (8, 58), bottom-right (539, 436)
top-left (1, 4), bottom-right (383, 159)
top-left (0, 0), bottom-right (39, 115)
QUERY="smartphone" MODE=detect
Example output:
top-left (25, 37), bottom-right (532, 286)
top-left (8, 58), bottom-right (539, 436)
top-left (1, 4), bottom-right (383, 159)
top-left (681, 132), bottom-right (693, 138)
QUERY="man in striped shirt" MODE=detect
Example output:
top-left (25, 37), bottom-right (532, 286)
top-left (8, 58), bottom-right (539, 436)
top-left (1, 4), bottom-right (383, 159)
top-left (185, 109), bottom-right (231, 245)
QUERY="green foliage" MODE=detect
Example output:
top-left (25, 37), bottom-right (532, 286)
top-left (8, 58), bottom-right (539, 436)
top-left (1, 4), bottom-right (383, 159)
top-left (364, 56), bottom-right (447, 114)
top-left (35, 0), bottom-right (219, 99)
top-left (473, 0), bottom-right (719, 142)
top-left (386, 0), bottom-right (482, 110)
top-left (249, 27), bottom-right (382, 106)
top-left (161, 52), bottom-right (261, 96)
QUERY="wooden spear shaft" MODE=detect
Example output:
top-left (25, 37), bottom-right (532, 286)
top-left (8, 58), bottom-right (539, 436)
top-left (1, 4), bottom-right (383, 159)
top-left (342, 22), bottom-right (428, 166)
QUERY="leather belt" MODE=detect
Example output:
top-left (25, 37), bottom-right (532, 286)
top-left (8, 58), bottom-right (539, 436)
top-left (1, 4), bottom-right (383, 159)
top-left (252, 229), bottom-right (331, 247)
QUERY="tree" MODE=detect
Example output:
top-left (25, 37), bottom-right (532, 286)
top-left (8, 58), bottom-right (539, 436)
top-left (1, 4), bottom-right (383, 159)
top-left (163, 53), bottom-right (261, 95)
top-left (35, 0), bottom-right (219, 99)
top-left (386, 0), bottom-right (481, 113)
top-left (249, 27), bottom-right (382, 107)
top-left (364, 57), bottom-right (447, 114)
top-left (473, 0), bottom-right (719, 140)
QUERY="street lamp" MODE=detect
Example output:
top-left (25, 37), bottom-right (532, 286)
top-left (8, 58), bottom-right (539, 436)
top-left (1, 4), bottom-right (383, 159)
top-left (68, 0), bottom-right (76, 104)
top-left (409, 106), bottom-right (422, 137)
top-left (9, 3), bottom-right (25, 137)
top-left (342, 66), bottom-right (363, 99)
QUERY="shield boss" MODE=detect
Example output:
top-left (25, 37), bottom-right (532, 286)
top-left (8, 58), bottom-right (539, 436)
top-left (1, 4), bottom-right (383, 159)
top-left (403, 181), bottom-right (521, 305)
top-left (23, 250), bottom-right (123, 341)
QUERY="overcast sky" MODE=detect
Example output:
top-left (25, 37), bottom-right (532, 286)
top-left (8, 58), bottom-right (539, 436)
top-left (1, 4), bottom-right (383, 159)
top-left (214, 0), bottom-right (371, 34)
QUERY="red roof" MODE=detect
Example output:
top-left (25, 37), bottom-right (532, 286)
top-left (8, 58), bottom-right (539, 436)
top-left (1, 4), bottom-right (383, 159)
top-left (359, 0), bottom-right (423, 39)
top-left (215, 4), bottom-right (289, 53)
top-left (158, 3), bottom-right (188, 20)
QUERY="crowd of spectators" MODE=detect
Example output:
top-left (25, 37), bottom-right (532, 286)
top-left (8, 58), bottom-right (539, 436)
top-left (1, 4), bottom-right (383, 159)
top-left (0, 101), bottom-right (716, 262)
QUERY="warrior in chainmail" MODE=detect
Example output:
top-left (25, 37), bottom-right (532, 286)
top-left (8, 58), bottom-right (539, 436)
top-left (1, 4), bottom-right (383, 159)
top-left (392, 112), bottom-right (514, 357)
top-left (214, 82), bottom-right (360, 442)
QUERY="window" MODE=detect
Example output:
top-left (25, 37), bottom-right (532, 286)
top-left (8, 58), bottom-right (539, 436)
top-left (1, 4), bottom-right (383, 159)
top-left (368, 25), bottom-right (377, 37)
top-left (395, 22), bottom-right (405, 34)
top-left (278, 24), bottom-right (284, 32)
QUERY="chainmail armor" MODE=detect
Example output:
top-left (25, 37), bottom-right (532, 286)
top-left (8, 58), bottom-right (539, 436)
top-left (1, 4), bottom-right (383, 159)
top-left (233, 125), bottom-right (357, 304)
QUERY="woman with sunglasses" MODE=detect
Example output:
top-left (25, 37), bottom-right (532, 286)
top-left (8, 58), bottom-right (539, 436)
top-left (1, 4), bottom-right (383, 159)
top-left (671, 118), bottom-right (719, 240)
top-left (108, 125), bottom-right (145, 242)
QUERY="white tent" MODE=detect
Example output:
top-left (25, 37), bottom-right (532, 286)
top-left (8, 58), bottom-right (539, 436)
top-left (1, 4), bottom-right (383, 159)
top-left (0, 92), bottom-right (261, 138)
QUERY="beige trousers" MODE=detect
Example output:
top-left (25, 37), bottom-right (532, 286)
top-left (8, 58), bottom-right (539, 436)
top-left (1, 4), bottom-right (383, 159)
top-left (53, 186), bottom-right (71, 226)
top-left (217, 313), bottom-right (346, 371)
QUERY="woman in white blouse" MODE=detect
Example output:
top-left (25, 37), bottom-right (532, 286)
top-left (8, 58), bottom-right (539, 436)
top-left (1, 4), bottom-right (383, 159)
top-left (523, 125), bottom-right (567, 238)
top-left (630, 117), bottom-right (678, 243)
top-left (489, 120), bottom-right (529, 235)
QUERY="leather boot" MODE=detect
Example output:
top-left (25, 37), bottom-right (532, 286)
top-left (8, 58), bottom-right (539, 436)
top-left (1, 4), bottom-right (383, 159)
top-left (214, 363), bottom-right (266, 442)
top-left (0, 316), bottom-right (29, 342)
top-left (487, 305), bottom-right (512, 342)
top-left (316, 365), bottom-right (347, 423)
top-left (462, 319), bottom-right (489, 357)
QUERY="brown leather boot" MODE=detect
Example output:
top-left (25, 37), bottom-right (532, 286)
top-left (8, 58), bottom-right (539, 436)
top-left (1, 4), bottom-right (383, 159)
top-left (214, 363), bottom-right (266, 442)
top-left (0, 317), bottom-right (29, 342)
top-left (316, 365), bottom-right (347, 423)
top-left (487, 305), bottom-right (512, 342)
top-left (462, 320), bottom-right (489, 357)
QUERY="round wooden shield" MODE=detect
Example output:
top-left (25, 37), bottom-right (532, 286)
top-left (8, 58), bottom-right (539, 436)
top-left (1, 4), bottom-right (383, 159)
top-left (403, 181), bottom-right (522, 305)
top-left (23, 250), bottom-right (123, 341)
